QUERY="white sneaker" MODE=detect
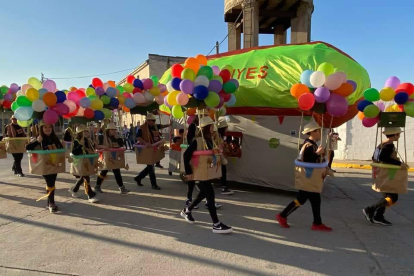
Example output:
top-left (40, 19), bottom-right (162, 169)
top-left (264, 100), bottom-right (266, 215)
top-left (68, 188), bottom-right (78, 198)
top-left (88, 197), bottom-right (99, 203)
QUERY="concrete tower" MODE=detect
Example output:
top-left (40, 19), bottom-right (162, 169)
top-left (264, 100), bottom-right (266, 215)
top-left (224, 0), bottom-right (314, 51)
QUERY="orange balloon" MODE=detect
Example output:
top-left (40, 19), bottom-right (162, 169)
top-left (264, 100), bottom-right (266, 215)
top-left (107, 80), bottom-right (116, 88)
top-left (184, 57), bottom-right (200, 74)
top-left (70, 87), bottom-right (77, 92)
top-left (187, 108), bottom-right (197, 116)
top-left (161, 91), bottom-right (169, 97)
top-left (122, 105), bottom-right (130, 112)
top-left (43, 92), bottom-right (57, 107)
top-left (290, 84), bottom-right (310, 98)
top-left (208, 109), bottom-right (215, 120)
top-left (195, 54), bottom-right (208, 66)
top-left (333, 83), bottom-right (354, 97)
top-left (357, 111), bottom-right (365, 120)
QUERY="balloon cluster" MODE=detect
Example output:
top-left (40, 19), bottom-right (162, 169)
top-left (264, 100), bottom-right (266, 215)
top-left (290, 62), bottom-right (358, 117)
top-left (119, 74), bottom-right (166, 112)
top-left (358, 76), bottom-right (414, 128)
top-left (0, 83), bottom-right (19, 109)
top-left (162, 54), bottom-right (238, 119)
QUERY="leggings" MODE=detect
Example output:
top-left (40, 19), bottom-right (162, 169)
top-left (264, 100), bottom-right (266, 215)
top-left (221, 165), bottom-right (227, 188)
top-left (328, 150), bottom-right (335, 168)
top-left (280, 190), bottom-right (322, 225)
top-left (187, 181), bottom-right (196, 201)
top-left (188, 181), bottom-right (219, 224)
top-left (137, 165), bottom-right (157, 187)
top-left (72, 176), bottom-right (96, 198)
top-left (369, 193), bottom-right (398, 219)
top-left (96, 169), bottom-right (124, 187)
top-left (12, 153), bottom-right (23, 174)
top-left (43, 174), bottom-right (57, 205)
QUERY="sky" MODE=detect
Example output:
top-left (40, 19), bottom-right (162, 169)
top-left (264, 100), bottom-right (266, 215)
top-left (0, 0), bottom-right (413, 90)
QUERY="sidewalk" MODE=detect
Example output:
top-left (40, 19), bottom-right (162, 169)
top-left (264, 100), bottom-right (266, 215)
top-left (332, 160), bottom-right (414, 171)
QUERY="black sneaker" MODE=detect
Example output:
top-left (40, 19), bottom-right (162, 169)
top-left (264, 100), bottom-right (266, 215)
top-left (168, 171), bottom-right (173, 176)
top-left (155, 164), bottom-right (164, 169)
top-left (363, 208), bottom-right (374, 224)
top-left (94, 185), bottom-right (104, 193)
top-left (151, 185), bottom-right (161, 190)
top-left (213, 222), bottom-right (233, 234)
top-left (134, 176), bottom-right (144, 186)
top-left (180, 208), bottom-right (195, 224)
top-left (48, 204), bottom-right (59, 213)
top-left (179, 173), bottom-right (187, 182)
top-left (373, 217), bottom-right (392, 226)
top-left (221, 187), bottom-right (234, 195)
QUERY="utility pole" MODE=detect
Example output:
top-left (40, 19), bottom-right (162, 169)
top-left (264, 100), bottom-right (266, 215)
top-left (215, 41), bottom-right (220, 54)
top-left (40, 73), bottom-right (44, 83)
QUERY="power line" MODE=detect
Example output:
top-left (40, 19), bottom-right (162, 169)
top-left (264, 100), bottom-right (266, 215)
top-left (46, 66), bottom-right (138, 80)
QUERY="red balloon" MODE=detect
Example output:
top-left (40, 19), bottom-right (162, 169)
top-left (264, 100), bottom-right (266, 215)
top-left (219, 69), bottom-right (231, 83)
top-left (298, 93), bottom-right (315, 111)
top-left (396, 83), bottom-right (414, 95)
top-left (84, 108), bottom-right (94, 119)
top-left (76, 89), bottom-right (86, 98)
top-left (127, 75), bottom-right (135, 84)
top-left (3, 101), bottom-right (11, 109)
top-left (171, 64), bottom-right (184, 78)
top-left (92, 78), bottom-right (103, 88)
top-left (133, 88), bottom-right (143, 94)
top-left (63, 107), bottom-right (79, 119)
top-left (219, 91), bottom-right (231, 102)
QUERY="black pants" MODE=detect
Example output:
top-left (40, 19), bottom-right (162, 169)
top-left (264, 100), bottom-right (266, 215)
top-left (72, 176), bottom-right (96, 198)
top-left (124, 138), bottom-right (132, 149)
top-left (328, 150), bottom-right (335, 168)
top-left (43, 174), bottom-right (57, 205)
top-left (96, 169), bottom-right (124, 187)
top-left (187, 181), bottom-right (196, 201)
top-left (280, 190), bottom-right (322, 225)
top-left (188, 181), bottom-right (219, 224)
top-left (221, 165), bottom-right (227, 188)
top-left (369, 193), bottom-right (398, 219)
top-left (12, 153), bottom-right (23, 174)
top-left (137, 165), bottom-right (157, 187)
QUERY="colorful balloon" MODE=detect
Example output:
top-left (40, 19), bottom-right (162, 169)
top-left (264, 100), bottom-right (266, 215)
top-left (28, 77), bottom-right (42, 90)
top-left (363, 104), bottom-right (380, 118)
top-left (84, 108), bottom-right (94, 119)
top-left (32, 99), bottom-right (46, 112)
top-left (167, 91), bottom-right (180, 106)
top-left (219, 69), bottom-right (231, 83)
top-left (171, 64), bottom-right (184, 78)
top-left (149, 87), bottom-right (161, 96)
top-left (184, 57), bottom-right (200, 74)
top-left (404, 101), bottom-right (414, 117)
top-left (127, 75), bottom-right (135, 84)
top-left (333, 83), bottom-right (354, 97)
top-left (300, 70), bottom-right (314, 88)
top-left (195, 54), bottom-right (208, 66)
top-left (124, 98), bottom-right (137, 109)
top-left (172, 105), bottom-right (184, 119)
top-left (208, 80), bottom-right (222, 94)
top-left (363, 88), bottom-right (380, 102)
top-left (42, 79), bottom-right (57, 92)
top-left (298, 93), bottom-right (315, 111)
top-left (106, 87), bottom-right (117, 98)
top-left (55, 91), bottom-right (66, 103)
top-left (326, 94), bottom-right (348, 117)
top-left (171, 78), bottom-right (182, 91)
top-left (211, 66), bottom-right (220, 75)
top-left (150, 76), bottom-right (159, 86)
top-left (194, 76), bottom-right (209, 88)
top-left (133, 93), bottom-right (145, 104)
top-left (197, 66), bottom-right (213, 80)
top-left (395, 83), bottom-right (414, 95)
top-left (181, 68), bottom-right (196, 81)
top-left (26, 88), bottom-right (39, 101)
top-left (17, 96), bottom-right (32, 107)
top-left (193, 86), bottom-right (209, 100)
top-left (92, 78), bottom-right (103, 88)
top-left (317, 62), bottom-right (335, 76)
top-left (380, 87), bottom-right (395, 102)
top-left (309, 71), bottom-right (325, 88)
top-left (226, 94), bottom-right (237, 107)
top-left (384, 76), bottom-right (400, 90)
top-left (314, 87), bottom-right (330, 103)
top-left (204, 92), bottom-right (220, 107)
top-left (90, 99), bottom-right (103, 110)
top-left (290, 83), bottom-right (310, 99)
top-left (43, 109), bottom-right (58, 124)
top-left (223, 81), bottom-right (237, 94)
top-left (176, 92), bottom-right (189, 106)
top-left (394, 92), bottom-right (409, 104)
top-left (362, 117), bottom-right (378, 128)
top-left (180, 79), bottom-right (195, 94)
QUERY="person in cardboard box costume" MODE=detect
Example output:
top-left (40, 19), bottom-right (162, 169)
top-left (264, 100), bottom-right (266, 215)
top-left (6, 115), bottom-right (26, 177)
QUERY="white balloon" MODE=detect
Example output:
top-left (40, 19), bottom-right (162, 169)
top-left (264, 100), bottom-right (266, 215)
top-left (310, 71), bottom-right (326, 88)
top-left (324, 73), bottom-right (343, 90)
top-left (166, 81), bottom-right (174, 92)
top-left (144, 91), bottom-right (154, 102)
top-left (133, 93), bottom-right (145, 104)
top-left (16, 91), bottom-right (24, 97)
top-left (32, 99), bottom-right (46, 112)
top-left (336, 72), bottom-right (347, 83)
top-left (194, 76), bottom-right (209, 87)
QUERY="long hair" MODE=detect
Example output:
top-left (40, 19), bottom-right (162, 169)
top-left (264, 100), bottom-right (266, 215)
top-left (218, 127), bottom-right (226, 138)
top-left (40, 125), bottom-right (63, 149)
top-left (103, 129), bottom-right (116, 147)
top-left (199, 125), bottom-right (212, 140)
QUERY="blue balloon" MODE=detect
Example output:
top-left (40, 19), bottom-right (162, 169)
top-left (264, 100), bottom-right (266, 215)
top-left (172, 77), bottom-right (182, 91)
top-left (193, 86), bottom-right (209, 100)
top-left (357, 100), bottom-right (373, 112)
top-left (14, 106), bottom-right (34, 121)
top-left (38, 88), bottom-right (48, 99)
top-left (133, 79), bottom-right (143, 89)
top-left (80, 97), bottom-right (91, 108)
top-left (55, 91), bottom-right (66, 103)
top-left (226, 94), bottom-right (237, 107)
top-left (394, 92), bottom-right (409, 105)
top-left (94, 110), bottom-right (105, 121)
top-left (106, 87), bottom-right (117, 98)
top-left (124, 98), bottom-right (137, 109)
top-left (300, 70), bottom-right (314, 88)
top-left (109, 97), bottom-right (119, 108)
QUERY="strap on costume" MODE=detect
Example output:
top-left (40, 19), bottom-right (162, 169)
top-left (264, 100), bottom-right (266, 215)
top-left (294, 199), bottom-right (301, 207)
top-left (36, 186), bottom-right (56, 201)
top-left (84, 180), bottom-right (90, 195)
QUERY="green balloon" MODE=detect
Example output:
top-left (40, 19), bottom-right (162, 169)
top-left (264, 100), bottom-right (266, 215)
top-left (0, 86), bottom-right (8, 94)
top-left (11, 101), bottom-right (20, 112)
top-left (197, 66), bottom-right (213, 80)
top-left (101, 95), bottom-right (110, 105)
top-left (223, 82), bottom-right (237, 94)
top-left (88, 95), bottom-right (98, 100)
top-left (172, 105), bottom-right (184, 119)
top-left (404, 102), bottom-right (414, 117)
top-left (102, 108), bottom-right (112, 119)
top-left (16, 96), bottom-right (32, 107)
top-left (364, 88), bottom-right (380, 102)
top-left (117, 85), bottom-right (124, 94)
top-left (317, 62), bottom-right (334, 76)
top-left (212, 75), bottom-right (223, 84)
top-left (150, 75), bottom-right (159, 86)
top-left (204, 92), bottom-right (220, 108)
top-left (363, 104), bottom-right (380, 118)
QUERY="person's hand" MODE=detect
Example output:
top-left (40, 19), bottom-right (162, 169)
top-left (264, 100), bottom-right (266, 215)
top-left (37, 136), bottom-right (43, 143)
top-left (316, 146), bottom-right (324, 155)
top-left (186, 174), bottom-right (194, 181)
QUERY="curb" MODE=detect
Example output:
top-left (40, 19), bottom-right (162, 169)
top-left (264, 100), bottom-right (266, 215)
top-left (332, 163), bottom-right (414, 172)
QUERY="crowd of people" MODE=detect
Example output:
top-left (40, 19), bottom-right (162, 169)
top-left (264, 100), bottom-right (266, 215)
top-left (3, 112), bottom-right (407, 234)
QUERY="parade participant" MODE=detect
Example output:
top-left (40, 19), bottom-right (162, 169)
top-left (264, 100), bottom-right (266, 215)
top-left (217, 118), bottom-right (234, 195)
top-left (63, 123), bottom-right (75, 143)
top-left (363, 127), bottom-right (408, 226)
top-left (180, 116), bottom-right (232, 234)
top-left (94, 123), bottom-right (130, 194)
top-left (168, 136), bottom-right (182, 176)
top-left (134, 113), bottom-right (169, 190)
top-left (68, 125), bottom-right (99, 203)
top-left (328, 130), bottom-right (341, 172)
top-left (276, 121), bottom-right (332, 232)
top-left (122, 124), bottom-right (133, 150)
top-left (6, 115), bottom-right (26, 177)
top-left (26, 121), bottom-right (63, 213)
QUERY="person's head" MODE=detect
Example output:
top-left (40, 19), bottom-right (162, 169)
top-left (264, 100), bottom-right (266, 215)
top-left (302, 121), bottom-right (322, 142)
top-left (11, 115), bottom-right (17, 125)
top-left (124, 125), bottom-right (127, 129)
top-left (97, 122), bottom-right (102, 128)
top-left (199, 117), bottom-right (215, 139)
top-left (106, 123), bottom-right (117, 137)
top-left (130, 123), bottom-right (133, 127)
top-left (146, 113), bottom-right (156, 126)
top-left (39, 121), bottom-right (54, 137)
top-left (76, 125), bottom-right (90, 140)
top-left (383, 128), bottom-right (402, 142)
top-left (173, 136), bottom-right (182, 144)
top-left (179, 129), bottom-right (184, 135)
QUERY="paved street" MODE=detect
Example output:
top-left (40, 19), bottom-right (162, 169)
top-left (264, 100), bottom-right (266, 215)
top-left (0, 151), bottom-right (413, 276)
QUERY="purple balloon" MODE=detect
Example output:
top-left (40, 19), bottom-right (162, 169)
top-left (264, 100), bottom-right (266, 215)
top-left (376, 102), bottom-right (385, 112)
top-left (10, 83), bottom-right (19, 93)
top-left (216, 96), bottom-right (225, 108)
top-left (384, 76), bottom-right (400, 90)
top-left (346, 80), bottom-right (357, 92)
top-left (327, 93), bottom-right (348, 117)
top-left (180, 79), bottom-right (194, 94)
top-left (164, 95), bottom-right (172, 108)
top-left (314, 87), bottom-right (330, 103)
top-left (95, 87), bottom-right (105, 96)
top-left (212, 66), bottom-right (220, 75)
top-left (158, 84), bottom-right (167, 93)
top-left (208, 80), bottom-right (222, 93)
top-left (228, 79), bottom-right (239, 89)
top-left (3, 94), bottom-right (12, 101)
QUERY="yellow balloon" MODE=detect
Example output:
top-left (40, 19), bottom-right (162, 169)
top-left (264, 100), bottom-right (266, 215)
top-left (28, 77), bottom-right (42, 90)
top-left (117, 95), bottom-right (126, 104)
top-left (17, 119), bottom-right (33, 127)
top-left (149, 87), bottom-right (161, 96)
top-left (181, 68), bottom-right (195, 81)
top-left (90, 99), bottom-right (103, 110)
top-left (86, 87), bottom-right (95, 96)
top-left (26, 88), bottom-right (39, 101)
top-left (167, 91), bottom-right (180, 106)
top-left (385, 104), bottom-right (400, 112)
top-left (380, 87), bottom-right (395, 102)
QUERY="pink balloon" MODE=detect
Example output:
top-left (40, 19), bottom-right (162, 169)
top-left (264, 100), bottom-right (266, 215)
top-left (362, 117), bottom-right (379, 128)
top-left (52, 103), bottom-right (69, 115)
top-left (212, 66), bottom-right (220, 75)
top-left (155, 95), bottom-right (164, 105)
top-left (67, 92), bottom-right (81, 104)
top-left (123, 93), bottom-right (132, 98)
top-left (158, 84), bottom-right (167, 93)
top-left (22, 84), bottom-right (32, 94)
top-left (42, 79), bottom-right (57, 92)
top-left (64, 100), bottom-right (77, 113)
top-left (384, 76), bottom-right (400, 90)
top-left (142, 79), bottom-right (154, 90)
top-left (76, 107), bottom-right (85, 116)
top-left (176, 92), bottom-right (189, 105)
top-left (327, 93), bottom-right (348, 117)
top-left (376, 102), bottom-right (385, 112)
top-left (324, 74), bottom-right (343, 90)
top-left (43, 109), bottom-right (59, 125)
top-left (187, 115), bottom-right (196, 125)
